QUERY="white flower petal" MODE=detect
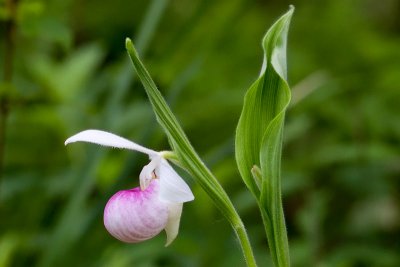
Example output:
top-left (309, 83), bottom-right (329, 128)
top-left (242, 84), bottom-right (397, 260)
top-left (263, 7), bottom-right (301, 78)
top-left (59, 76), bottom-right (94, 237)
top-left (157, 159), bottom-right (194, 203)
top-left (65, 129), bottom-right (158, 156)
top-left (164, 202), bottom-right (183, 246)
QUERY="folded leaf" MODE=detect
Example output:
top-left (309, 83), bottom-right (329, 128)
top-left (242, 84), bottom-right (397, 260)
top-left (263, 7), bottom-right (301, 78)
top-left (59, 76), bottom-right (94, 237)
top-left (235, 6), bottom-right (294, 267)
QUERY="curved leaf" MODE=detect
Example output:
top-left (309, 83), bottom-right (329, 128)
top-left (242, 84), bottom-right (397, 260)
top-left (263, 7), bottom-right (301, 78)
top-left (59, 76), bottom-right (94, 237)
top-left (235, 6), bottom-right (294, 267)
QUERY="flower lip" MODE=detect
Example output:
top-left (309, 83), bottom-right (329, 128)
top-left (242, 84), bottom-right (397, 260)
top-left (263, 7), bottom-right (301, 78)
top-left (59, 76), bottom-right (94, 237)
top-left (104, 179), bottom-right (169, 243)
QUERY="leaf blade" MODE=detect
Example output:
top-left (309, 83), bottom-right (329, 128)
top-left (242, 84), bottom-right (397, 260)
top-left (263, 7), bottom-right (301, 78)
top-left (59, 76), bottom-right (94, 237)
top-left (235, 6), bottom-right (294, 267)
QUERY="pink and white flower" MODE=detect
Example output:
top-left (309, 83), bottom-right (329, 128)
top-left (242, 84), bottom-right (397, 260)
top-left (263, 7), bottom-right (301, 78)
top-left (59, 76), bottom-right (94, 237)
top-left (65, 129), bottom-right (194, 246)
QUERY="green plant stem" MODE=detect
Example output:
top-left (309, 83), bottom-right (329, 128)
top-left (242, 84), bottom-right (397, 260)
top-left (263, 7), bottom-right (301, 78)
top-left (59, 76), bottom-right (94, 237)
top-left (180, 148), bottom-right (258, 267)
top-left (0, 0), bottom-right (17, 195)
top-left (0, 102), bottom-right (6, 191)
top-left (235, 218), bottom-right (258, 267)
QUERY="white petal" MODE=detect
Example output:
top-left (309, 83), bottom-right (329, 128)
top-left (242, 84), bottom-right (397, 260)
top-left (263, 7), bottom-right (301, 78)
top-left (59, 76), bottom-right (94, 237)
top-left (164, 202), bottom-right (183, 246)
top-left (157, 159), bottom-right (194, 203)
top-left (65, 129), bottom-right (158, 156)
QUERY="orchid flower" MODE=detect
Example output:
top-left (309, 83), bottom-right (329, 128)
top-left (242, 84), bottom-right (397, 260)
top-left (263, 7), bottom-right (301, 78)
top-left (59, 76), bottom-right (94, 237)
top-left (65, 129), bottom-right (194, 246)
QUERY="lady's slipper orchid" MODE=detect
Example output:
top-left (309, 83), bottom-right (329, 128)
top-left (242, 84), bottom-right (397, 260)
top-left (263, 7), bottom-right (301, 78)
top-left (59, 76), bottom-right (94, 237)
top-left (65, 129), bottom-right (194, 246)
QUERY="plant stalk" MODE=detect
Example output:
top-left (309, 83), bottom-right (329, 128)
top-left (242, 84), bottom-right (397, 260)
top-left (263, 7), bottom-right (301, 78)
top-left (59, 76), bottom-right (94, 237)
top-left (235, 219), bottom-right (258, 267)
top-left (0, 0), bottom-right (17, 194)
top-left (182, 150), bottom-right (258, 267)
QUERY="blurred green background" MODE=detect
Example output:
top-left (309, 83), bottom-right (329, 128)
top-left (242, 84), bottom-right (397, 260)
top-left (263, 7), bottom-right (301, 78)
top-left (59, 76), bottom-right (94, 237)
top-left (1, 0), bottom-right (399, 266)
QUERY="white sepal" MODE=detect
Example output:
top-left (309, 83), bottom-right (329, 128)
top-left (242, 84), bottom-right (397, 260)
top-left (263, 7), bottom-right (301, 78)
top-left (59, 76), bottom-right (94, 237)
top-left (65, 129), bottom-right (158, 156)
top-left (157, 159), bottom-right (194, 203)
top-left (164, 202), bottom-right (183, 246)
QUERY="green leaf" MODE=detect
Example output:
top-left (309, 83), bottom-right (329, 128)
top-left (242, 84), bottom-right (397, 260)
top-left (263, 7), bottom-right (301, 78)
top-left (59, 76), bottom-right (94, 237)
top-left (125, 39), bottom-right (258, 267)
top-left (125, 38), bottom-right (233, 218)
top-left (235, 6), bottom-right (294, 267)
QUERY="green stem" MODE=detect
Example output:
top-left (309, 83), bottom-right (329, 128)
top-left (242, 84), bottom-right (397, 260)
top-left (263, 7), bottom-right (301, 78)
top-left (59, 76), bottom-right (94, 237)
top-left (0, 0), bottom-right (17, 194)
top-left (0, 102), bottom-right (6, 189)
top-left (182, 150), bottom-right (258, 267)
top-left (162, 151), bottom-right (257, 266)
top-left (235, 219), bottom-right (258, 267)
top-left (163, 151), bottom-right (257, 265)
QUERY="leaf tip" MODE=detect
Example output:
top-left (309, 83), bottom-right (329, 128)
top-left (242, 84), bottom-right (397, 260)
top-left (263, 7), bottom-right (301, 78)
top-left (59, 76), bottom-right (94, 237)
top-left (282, 5), bottom-right (295, 21)
top-left (125, 38), bottom-right (135, 53)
